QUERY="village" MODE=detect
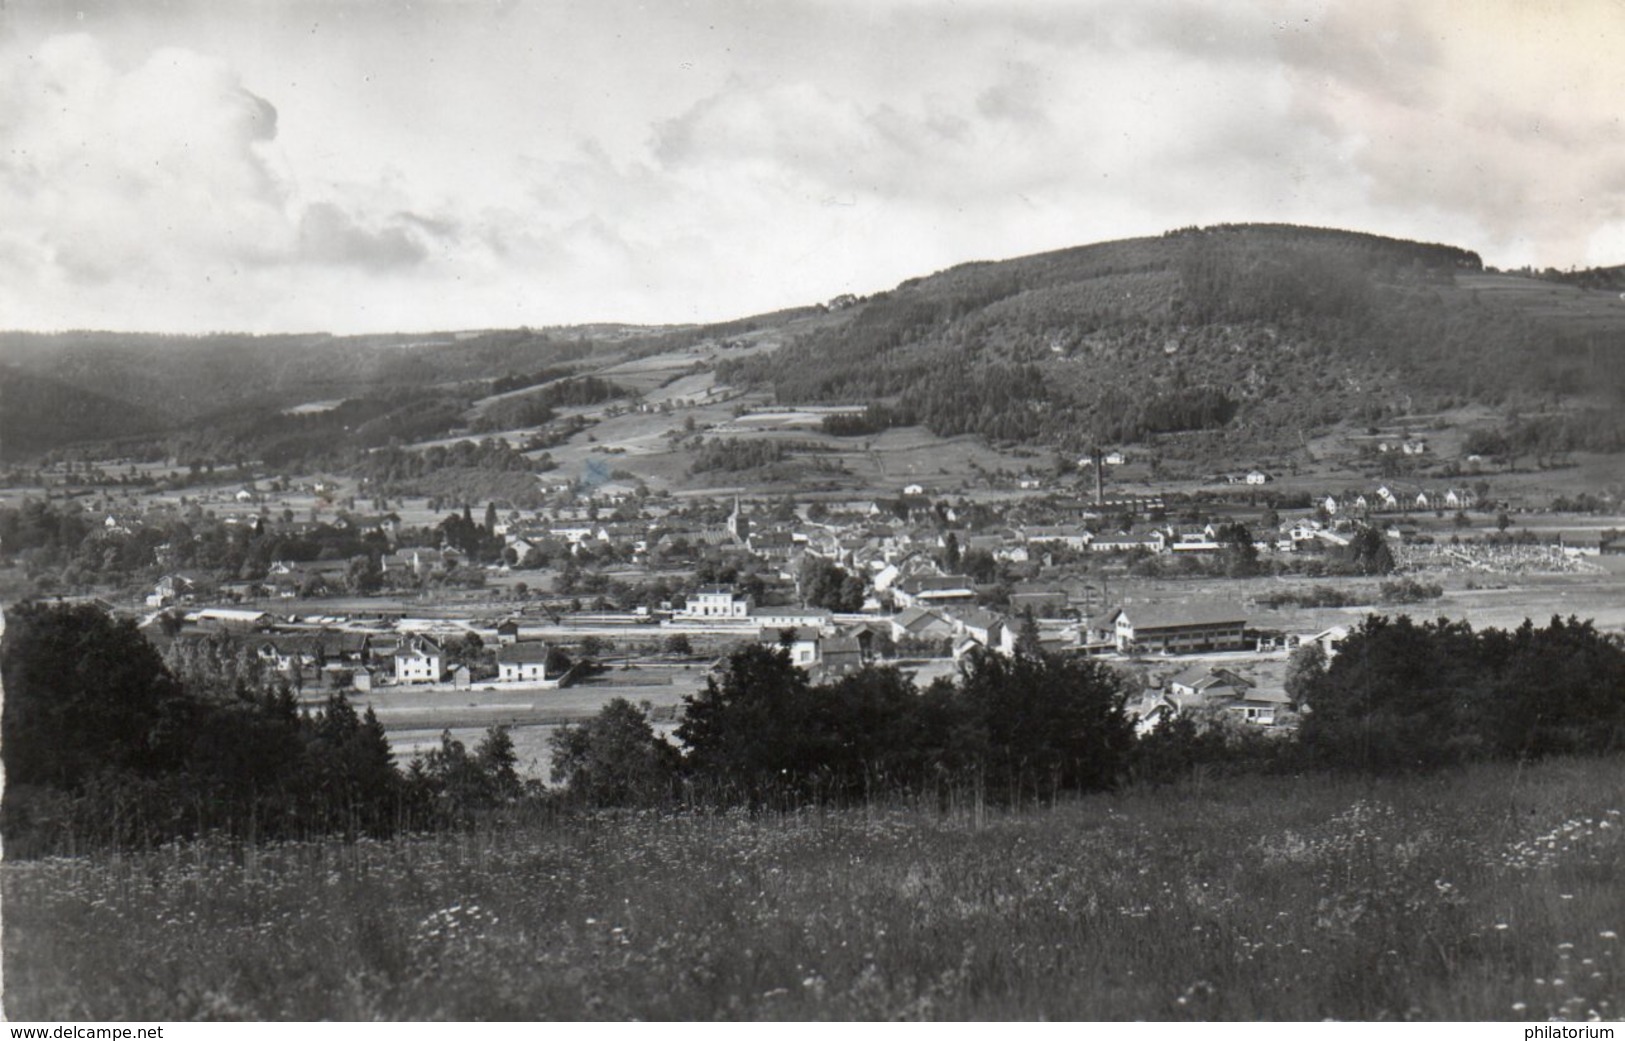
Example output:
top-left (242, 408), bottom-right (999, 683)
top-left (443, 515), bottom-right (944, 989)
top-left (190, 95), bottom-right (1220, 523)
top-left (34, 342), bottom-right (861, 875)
top-left (21, 453), bottom-right (1612, 779)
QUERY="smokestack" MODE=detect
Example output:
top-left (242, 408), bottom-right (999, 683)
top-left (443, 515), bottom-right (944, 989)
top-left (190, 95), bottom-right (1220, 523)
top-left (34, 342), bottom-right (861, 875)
top-left (1093, 446), bottom-right (1105, 506)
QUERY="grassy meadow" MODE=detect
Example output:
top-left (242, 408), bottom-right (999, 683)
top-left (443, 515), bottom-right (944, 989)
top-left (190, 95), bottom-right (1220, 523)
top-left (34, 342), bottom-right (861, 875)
top-left (4, 757), bottom-right (1622, 1021)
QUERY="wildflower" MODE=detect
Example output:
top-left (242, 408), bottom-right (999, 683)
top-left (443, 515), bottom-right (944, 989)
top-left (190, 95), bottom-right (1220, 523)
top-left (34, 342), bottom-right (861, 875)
top-left (1512, 1002), bottom-right (1528, 1013)
top-left (1495, 923), bottom-right (1510, 931)
top-left (1602, 931), bottom-right (1619, 941)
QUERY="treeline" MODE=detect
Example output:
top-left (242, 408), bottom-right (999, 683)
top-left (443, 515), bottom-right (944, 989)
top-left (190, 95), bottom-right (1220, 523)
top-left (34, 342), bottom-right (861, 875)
top-left (1298, 614), bottom-right (1625, 769)
top-left (0, 604), bottom-right (526, 855)
top-left (821, 405), bottom-right (904, 437)
top-left (218, 390), bottom-right (472, 469)
top-left (690, 439), bottom-right (787, 473)
top-left (551, 640), bottom-right (1133, 808)
top-left (352, 440), bottom-right (552, 506)
top-left (488, 365), bottom-right (577, 396)
top-left (1093, 385), bottom-right (1239, 442)
top-left (473, 376), bottom-right (626, 432)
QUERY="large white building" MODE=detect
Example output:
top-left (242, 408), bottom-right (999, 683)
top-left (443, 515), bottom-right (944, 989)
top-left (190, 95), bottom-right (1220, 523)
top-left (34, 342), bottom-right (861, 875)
top-left (1113, 603), bottom-right (1248, 655)
top-left (682, 587), bottom-right (754, 619)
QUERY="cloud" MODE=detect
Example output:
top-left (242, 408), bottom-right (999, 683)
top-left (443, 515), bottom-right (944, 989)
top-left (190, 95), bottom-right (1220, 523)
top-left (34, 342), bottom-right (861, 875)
top-left (298, 202), bottom-right (426, 270)
top-left (2, 1), bottom-right (1623, 333)
top-left (0, 33), bottom-right (433, 327)
top-left (1274, 0), bottom-right (1625, 264)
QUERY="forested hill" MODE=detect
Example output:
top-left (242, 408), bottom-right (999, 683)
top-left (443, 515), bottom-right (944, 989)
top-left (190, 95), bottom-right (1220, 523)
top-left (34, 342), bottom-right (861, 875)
top-left (0, 366), bottom-right (169, 459)
top-left (718, 224), bottom-right (1625, 451)
top-left (4, 223), bottom-right (1624, 462)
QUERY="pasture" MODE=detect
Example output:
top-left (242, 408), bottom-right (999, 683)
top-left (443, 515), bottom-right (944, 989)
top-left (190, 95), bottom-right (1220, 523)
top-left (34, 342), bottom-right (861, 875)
top-left (5, 756), bottom-right (1621, 1020)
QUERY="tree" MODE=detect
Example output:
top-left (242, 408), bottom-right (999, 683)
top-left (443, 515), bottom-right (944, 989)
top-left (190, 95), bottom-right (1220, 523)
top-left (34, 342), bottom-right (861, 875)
top-left (475, 725), bottom-right (522, 801)
top-left (1, 602), bottom-right (187, 789)
top-left (346, 553), bottom-right (383, 594)
top-left (1283, 642), bottom-right (1327, 708)
top-left (799, 556), bottom-right (865, 612)
top-left (1217, 522), bottom-right (1258, 577)
top-left (663, 633), bottom-right (694, 656)
top-left (549, 699), bottom-right (678, 806)
top-left (952, 647), bottom-right (1135, 801)
top-left (1297, 615), bottom-right (1487, 770)
top-left (1496, 510), bottom-right (1512, 532)
top-left (1014, 610), bottom-right (1043, 658)
top-left (1343, 527), bottom-right (1396, 575)
top-left (675, 643), bottom-right (818, 802)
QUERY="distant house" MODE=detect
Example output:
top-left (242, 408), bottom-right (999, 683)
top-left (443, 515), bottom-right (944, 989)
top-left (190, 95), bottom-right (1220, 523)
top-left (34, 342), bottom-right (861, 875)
top-left (189, 607), bottom-right (272, 630)
top-left (945, 607), bottom-right (1004, 649)
top-left (759, 626), bottom-right (820, 667)
top-left (1115, 603), bottom-right (1248, 655)
top-left (747, 529), bottom-right (798, 562)
top-left (1245, 470), bottom-right (1271, 486)
top-left (1168, 665), bottom-right (1254, 701)
top-left (892, 574), bottom-right (976, 609)
top-left (750, 605), bottom-right (834, 631)
top-left (496, 618), bottom-right (522, 645)
top-left (682, 587), bottom-right (753, 619)
top-left (393, 635), bottom-right (444, 684)
top-left (1089, 531), bottom-right (1167, 554)
top-left (147, 573), bottom-right (196, 608)
top-left (1007, 589), bottom-right (1069, 618)
top-left (496, 641), bottom-right (563, 686)
top-left (814, 634), bottom-right (865, 679)
top-left (902, 483), bottom-right (926, 496)
top-left (1308, 625), bottom-right (1350, 660)
top-left (889, 607), bottom-right (956, 644)
top-left (1023, 525), bottom-right (1093, 550)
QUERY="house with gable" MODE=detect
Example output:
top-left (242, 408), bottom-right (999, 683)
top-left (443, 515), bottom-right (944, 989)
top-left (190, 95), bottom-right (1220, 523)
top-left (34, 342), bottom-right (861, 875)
top-left (496, 641), bottom-right (565, 686)
top-left (1114, 603), bottom-right (1248, 655)
top-left (393, 634), bottom-right (444, 684)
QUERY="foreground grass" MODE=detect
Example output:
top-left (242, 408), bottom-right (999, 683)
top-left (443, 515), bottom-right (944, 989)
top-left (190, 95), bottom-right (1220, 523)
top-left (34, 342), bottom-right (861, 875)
top-left (5, 758), bottom-right (1623, 1021)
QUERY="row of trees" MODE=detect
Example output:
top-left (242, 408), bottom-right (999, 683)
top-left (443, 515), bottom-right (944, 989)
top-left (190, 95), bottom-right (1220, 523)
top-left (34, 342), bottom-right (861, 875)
top-left (1296, 614), bottom-right (1625, 769)
top-left (0, 604), bottom-right (524, 855)
top-left (7, 602), bottom-right (1622, 853)
top-left (552, 640), bottom-right (1135, 808)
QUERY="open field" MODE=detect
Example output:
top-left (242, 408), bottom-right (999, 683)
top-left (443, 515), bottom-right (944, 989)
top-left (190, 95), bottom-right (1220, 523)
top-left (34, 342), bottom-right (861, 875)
top-left (362, 666), bottom-right (705, 778)
top-left (5, 756), bottom-right (1622, 1020)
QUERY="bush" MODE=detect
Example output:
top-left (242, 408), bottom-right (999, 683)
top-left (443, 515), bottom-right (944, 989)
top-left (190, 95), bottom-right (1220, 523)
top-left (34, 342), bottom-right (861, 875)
top-left (549, 699), bottom-right (679, 806)
top-left (1298, 614), bottom-right (1625, 770)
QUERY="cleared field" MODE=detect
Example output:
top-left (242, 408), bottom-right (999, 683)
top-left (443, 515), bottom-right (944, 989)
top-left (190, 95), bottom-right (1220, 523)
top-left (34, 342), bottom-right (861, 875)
top-left (363, 665), bottom-right (706, 778)
top-left (6, 756), bottom-right (1620, 1019)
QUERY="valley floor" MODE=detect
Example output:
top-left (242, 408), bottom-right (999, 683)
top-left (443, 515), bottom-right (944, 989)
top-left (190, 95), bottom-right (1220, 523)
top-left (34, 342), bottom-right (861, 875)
top-left (4, 758), bottom-right (1622, 1021)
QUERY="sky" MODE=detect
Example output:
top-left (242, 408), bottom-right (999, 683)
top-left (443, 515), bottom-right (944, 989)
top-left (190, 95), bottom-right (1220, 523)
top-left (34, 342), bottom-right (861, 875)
top-left (2, 0), bottom-right (1624, 334)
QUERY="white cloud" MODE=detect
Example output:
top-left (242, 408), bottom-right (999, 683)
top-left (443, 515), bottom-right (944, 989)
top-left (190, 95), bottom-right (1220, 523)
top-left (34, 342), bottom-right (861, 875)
top-left (1, 1), bottom-right (1622, 332)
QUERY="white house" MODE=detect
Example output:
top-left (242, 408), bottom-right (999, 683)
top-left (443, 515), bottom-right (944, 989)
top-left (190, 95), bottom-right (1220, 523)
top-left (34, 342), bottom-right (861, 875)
top-left (750, 605), bottom-right (835, 631)
top-left (682, 587), bottom-right (754, 619)
top-left (759, 627), bottom-right (820, 666)
top-left (496, 641), bottom-right (563, 685)
top-left (393, 635), bottom-right (444, 684)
